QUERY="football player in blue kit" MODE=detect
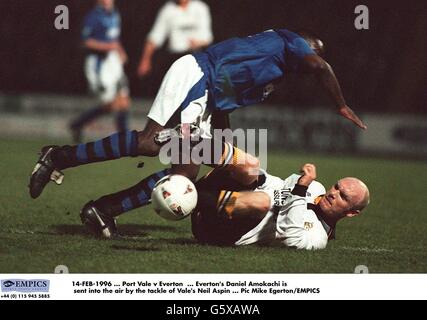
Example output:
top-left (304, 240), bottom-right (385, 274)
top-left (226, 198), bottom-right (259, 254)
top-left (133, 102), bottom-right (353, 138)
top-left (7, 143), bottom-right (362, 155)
top-left (29, 28), bottom-right (367, 238)
top-left (69, 0), bottom-right (130, 143)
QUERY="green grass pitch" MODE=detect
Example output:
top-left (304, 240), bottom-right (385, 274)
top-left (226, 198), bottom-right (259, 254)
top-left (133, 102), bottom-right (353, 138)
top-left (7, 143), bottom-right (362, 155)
top-left (0, 138), bottom-right (426, 273)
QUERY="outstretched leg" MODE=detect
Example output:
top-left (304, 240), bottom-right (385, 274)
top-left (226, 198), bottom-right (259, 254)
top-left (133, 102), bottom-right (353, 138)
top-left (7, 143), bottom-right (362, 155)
top-left (77, 132), bottom-right (262, 238)
top-left (29, 119), bottom-right (163, 199)
top-left (80, 168), bottom-right (171, 238)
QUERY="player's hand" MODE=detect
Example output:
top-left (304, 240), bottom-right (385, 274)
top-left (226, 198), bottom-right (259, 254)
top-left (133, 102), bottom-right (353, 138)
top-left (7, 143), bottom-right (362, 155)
top-left (189, 39), bottom-right (206, 50)
top-left (107, 41), bottom-right (120, 51)
top-left (118, 50), bottom-right (128, 64)
top-left (338, 105), bottom-right (367, 130)
top-left (298, 163), bottom-right (317, 187)
top-left (137, 60), bottom-right (152, 77)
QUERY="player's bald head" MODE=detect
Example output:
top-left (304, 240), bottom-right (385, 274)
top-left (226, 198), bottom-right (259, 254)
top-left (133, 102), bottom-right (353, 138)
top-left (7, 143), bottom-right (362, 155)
top-left (296, 30), bottom-right (325, 56)
top-left (339, 177), bottom-right (370, 212)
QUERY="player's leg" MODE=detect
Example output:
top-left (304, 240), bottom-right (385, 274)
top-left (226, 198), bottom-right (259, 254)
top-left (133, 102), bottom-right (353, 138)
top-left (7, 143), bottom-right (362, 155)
top-left (80, 162), bottom-right (201, 238)
top-left (191, 163), bottom-right (269, 245)
top-left (29, 55), bottom-right (201, 199)
top-left (58, 56), bottom-right (209, 236)
top-left (191, 189), bottom-right (268, 245)
top-left (80, 125), bottom-right (203, 238)
top-left (62, 54), bottom-right (203, 168)
top-left (190, 140), bottom-right (267, 245)
top-left (29, 120), bottom-right (166, 199)
top-left (79, 122), bottom-right (204, 238)
top-left (69, 53), bottom-right (114, 143)
top-left (79, 133), bottom-right (201, 238)
top-left (206, 138), bottom-right (260, 186)
top-left (111, 70), bottom-right (131, 132)
top-left (187, 106), bottom-right (260, 186)
top-left (79, 86), bottom-right (208, 236)
top-left (113, 92), bottom-right (130, 132)
top-left (77, 137), bottom-right (253, 237)
top-left (80, 167), bottom-right (171, 238)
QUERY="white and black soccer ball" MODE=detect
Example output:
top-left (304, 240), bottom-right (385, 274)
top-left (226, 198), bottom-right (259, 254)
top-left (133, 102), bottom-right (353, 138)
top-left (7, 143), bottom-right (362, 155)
top-left (151, 174), bottom-right (198, 221)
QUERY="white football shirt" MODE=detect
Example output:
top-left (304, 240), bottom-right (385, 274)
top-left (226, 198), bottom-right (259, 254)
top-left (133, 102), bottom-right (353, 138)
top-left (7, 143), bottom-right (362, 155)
top-left (235, 172), bottom-right (330, 250)
top-left (147, 0), bottom-right (213, 53)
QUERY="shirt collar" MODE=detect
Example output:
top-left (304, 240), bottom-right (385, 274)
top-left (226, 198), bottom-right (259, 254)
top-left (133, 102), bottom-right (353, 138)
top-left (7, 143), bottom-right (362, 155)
top-left (307, 201), bottom-right (336, 240)
top-left (96, 5), bottom-right (115, 15)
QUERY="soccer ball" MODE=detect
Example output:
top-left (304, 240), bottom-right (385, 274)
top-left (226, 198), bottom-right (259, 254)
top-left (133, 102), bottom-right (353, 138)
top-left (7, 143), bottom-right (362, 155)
top-left (151, 174), bottom-right (198, 221)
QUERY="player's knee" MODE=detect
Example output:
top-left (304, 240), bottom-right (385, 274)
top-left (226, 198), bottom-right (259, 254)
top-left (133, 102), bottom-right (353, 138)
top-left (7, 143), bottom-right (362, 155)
top-left (121, 97), bottom-right (130, 109)
top-left (244, 154), bottom-right (260, 176)
top-left (237, 155), bottom-right (260, 182)
top-left (228, 154), bottom-right (260, 186)
top-left (113, 95), bottom-right (130, 110)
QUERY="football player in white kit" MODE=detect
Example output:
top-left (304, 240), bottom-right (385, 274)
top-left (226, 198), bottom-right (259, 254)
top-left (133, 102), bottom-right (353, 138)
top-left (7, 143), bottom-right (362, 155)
top-left (192, 163), bottom-right (370, 250)
top-left (69, 0), bottom-right (130, 142)
top-left (137, 0), bottom-right (213, 78)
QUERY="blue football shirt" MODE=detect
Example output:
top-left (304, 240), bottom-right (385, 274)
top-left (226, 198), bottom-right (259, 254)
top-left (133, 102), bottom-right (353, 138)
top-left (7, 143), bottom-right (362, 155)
top-left (81, 6), bottom-right (121, 43)
top-left (193, 29), bottom-right (315, 111)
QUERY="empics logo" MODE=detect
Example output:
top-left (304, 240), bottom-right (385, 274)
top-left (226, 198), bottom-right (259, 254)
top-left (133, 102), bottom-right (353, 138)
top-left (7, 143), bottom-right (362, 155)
top-left (1, 279), bottom-right (50, 293)
top-left (2, 280), bottom-right (15, 288)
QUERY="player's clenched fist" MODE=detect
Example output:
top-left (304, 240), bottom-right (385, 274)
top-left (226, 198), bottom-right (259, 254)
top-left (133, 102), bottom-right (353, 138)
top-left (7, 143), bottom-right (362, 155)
top-left (298, 163), bottom-right (317, 187)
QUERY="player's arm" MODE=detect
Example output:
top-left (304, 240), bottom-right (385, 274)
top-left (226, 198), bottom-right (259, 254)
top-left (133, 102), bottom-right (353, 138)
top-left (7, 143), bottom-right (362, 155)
top-left (116, 42), bottom-right (128, 64)
top-left (137, 4), bottom-right (168, 77)
top-left (300, 54), bottom-right (367, 130)
top-left (277, 164), bottom-right (327, 250)
top-left (83, 39), bottom-right (119, 52)
top-left (137, 41), bottom-right (157, 76)
top-left (296, 163), bottom-right (316, 187)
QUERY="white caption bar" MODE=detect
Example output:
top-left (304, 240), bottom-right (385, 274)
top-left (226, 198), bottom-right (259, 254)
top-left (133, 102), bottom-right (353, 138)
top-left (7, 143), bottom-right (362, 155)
top-left (1, 274), bottom-right (426, 300)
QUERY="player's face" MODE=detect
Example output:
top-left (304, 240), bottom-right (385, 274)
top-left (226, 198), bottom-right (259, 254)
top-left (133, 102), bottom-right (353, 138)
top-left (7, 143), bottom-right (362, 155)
top-left (319, 178), bottom-right (363, 216)
top-left (98, 0), bottom-right (114, 10)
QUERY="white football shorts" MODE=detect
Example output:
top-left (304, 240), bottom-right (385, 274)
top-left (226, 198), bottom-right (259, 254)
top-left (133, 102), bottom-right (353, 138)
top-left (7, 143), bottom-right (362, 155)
top-left (147, 54), bottom-right (212, 138)
top-left (84, 51), bottom-right (128, 104)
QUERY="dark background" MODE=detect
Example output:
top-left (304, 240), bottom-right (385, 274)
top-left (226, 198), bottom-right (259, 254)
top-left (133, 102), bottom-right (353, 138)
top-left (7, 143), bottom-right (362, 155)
top-left (1, 0), bottom-right (426, 114)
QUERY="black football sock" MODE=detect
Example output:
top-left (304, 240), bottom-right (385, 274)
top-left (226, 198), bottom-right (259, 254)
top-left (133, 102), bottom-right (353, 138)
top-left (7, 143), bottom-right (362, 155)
top-left (51, 130), bottom-right (138, 170)
top-left (93, 168), bottom-right (171, 217)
